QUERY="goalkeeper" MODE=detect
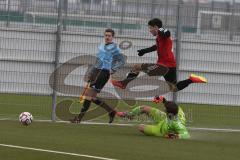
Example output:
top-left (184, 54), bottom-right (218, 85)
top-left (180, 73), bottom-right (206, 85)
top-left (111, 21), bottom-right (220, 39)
top-left (118, 96), bottom-right (190, 139)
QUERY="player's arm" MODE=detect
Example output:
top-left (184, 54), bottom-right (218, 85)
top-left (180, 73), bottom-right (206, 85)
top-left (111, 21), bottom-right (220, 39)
top-left (137, 45), bottom-right (157, 56)
top-left (164, 133), bottom-right (179, 139)
top-left (174, 124), bottom-right (190, 139)
top-left (164, 129), bottom-right (189, 139)
top-left (111, 51), bottom-right (125, 74)
top-left (178, 130), bottom-right (190, 139)
top-left (158, 28), bottom-right (171, 38)
top-left (167, 129), bottom-right (189, 139)
top-left (163, 120), bottom-right (190, 139)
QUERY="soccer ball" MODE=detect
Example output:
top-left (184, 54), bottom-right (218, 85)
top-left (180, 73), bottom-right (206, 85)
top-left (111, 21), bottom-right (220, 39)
top-left (19, 112), bottom-right (33, 126)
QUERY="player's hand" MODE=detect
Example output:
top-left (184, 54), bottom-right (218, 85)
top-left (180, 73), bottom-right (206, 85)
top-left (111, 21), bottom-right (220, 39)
top-left (152, 95), bottom-right (164, 103)
top-left (165, 133), bottom-right (179, 139)
top-left (137, 49), bottom-right (146, 56)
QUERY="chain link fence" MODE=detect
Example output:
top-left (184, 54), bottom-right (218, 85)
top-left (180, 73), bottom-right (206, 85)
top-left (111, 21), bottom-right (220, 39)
top-left (1, 0), bottom-right (240, 37)
top-left (0, 0), bottom-right (239, 124)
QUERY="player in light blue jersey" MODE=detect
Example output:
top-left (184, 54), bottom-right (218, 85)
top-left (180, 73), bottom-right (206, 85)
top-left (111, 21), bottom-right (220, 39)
top-left (71, 29), bottom-right (125, 123)
top-left (95, 41), bottom-right (124, 73)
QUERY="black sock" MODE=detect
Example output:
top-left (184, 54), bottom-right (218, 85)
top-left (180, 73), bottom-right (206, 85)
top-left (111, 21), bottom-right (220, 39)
top-left (176, 79), bottom-right (192, 91)
top-left (92, 98), bottom-right (115, 113)
top-left (80, 100), bottom-right (91, 113)
top-left (122, 71), bottom-right (139, 85)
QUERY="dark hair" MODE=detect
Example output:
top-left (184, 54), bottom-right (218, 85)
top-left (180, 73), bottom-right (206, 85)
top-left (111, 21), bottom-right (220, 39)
top-left (148, 18), bottom-right (162, 28)
top-left (105, 28), bottom-right (115, 37)
top-left (164, 101), bottom-right (179, 116)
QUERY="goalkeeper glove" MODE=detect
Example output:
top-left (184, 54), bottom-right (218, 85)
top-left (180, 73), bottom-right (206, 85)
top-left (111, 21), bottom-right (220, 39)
top-left (164, 133), bottom-right (179, 139)
top-left (152, 95), bottom-right (165, 103)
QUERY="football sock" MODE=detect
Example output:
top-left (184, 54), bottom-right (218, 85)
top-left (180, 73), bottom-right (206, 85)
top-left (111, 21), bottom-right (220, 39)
top-left (92, 98), bottom-right (115, 113)
top-left (80, 99), bottom-right (91, 113)
top-left (176, 79), bottom-right (192, 91)
top-left (122, 71), bottom-right (139, 85)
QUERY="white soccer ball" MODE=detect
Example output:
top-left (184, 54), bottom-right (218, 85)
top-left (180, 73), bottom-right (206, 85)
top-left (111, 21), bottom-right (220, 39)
top-left (19, 112), bottom-right (33, 126)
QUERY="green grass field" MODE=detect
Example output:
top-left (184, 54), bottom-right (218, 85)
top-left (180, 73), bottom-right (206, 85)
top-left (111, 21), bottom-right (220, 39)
top-left (0, 93), bottom-right (240, 160)
top-left (0, 121), bottom-right (240, 160)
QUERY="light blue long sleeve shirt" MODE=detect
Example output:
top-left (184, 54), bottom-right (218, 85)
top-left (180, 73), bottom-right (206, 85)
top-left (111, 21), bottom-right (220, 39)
top-left (94, 42), bottom-right (125, 72)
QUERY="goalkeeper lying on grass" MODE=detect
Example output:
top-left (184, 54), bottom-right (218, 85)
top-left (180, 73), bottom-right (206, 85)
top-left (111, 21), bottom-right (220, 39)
top-left (118, 96), bottom-right (190, 139)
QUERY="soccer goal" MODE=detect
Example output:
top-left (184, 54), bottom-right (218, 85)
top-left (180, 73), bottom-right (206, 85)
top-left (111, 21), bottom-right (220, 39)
top-left (197, 10), bottom-right (240, 35)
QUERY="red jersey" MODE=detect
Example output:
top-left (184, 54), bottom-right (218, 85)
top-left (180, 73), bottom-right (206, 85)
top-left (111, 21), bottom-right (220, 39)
top-left (156, 34), bottom-right (176, 67)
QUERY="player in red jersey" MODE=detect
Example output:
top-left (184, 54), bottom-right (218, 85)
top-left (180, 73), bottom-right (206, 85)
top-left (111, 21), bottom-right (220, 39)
top-left (112, 18), bottom-right (207, 92)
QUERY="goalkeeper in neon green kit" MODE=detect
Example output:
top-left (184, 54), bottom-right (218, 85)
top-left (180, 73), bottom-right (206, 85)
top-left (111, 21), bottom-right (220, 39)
top-left (117, 96), bottom-right (190, 139)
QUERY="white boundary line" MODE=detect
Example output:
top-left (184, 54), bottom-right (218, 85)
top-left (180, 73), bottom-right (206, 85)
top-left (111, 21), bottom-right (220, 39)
top-left (188, 127), bottom-right (240, 133)
top-left (46, 120), bottom-right (240, 133)
top-left (1, 118), bottom-right (240, 133)
top-left (82, 122), bottom-right (240, 133)
top-left (0, 144), bottom-right (118, 160)
top-left (0, 118), bottom-right (10, 121)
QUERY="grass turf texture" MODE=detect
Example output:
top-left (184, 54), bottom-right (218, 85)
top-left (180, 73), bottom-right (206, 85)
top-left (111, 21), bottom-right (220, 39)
top-left (0, 120), bottom-right (240, 160)
top-left (0, 93), bottom-right (239, 129)
top-left (0, 93), bottom-right (240, 160)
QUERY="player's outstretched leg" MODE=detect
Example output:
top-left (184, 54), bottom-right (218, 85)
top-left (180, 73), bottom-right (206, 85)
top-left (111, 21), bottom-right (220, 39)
top-left (112, 63), bottom-right (169, 89)
top-left (174, 74), bottom-right (207, 91)
top-left (189, 74), bottom-right (207, 83)
top-left (164, 68), bottom-right (207, 92)
top-left (111, 64), bottom-right (141, 89)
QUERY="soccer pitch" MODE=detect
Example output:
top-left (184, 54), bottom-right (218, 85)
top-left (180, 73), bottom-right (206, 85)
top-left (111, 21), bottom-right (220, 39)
top-left (0, 94), bottom-right (240, 160)
top-left (0, 121), bottom-right (240, 160)
top-left (0, 94), bottom-right (239, 128)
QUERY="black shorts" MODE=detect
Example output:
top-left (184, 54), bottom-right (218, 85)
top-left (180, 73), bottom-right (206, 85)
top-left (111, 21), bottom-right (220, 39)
top-left (163, 67), bottom-right (177, 84)
top-left (141, 63), bottom-right (169, 76)
top-left (90, 68), bottom-right (110, 93)
top-left (140, 63), bottom-right (177, 84)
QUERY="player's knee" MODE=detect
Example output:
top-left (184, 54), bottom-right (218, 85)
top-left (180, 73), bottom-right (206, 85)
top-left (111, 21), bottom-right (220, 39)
top-left (138, 124), bottom-right (145, 133)
top-left (132, 64), bottom-right (141, 72)
top-left (84, 88), bottom-right (98, 101)
top-left (171, 88), bottom-right (178, 92)
top-left (167, 83), bottom-right (178, 92)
